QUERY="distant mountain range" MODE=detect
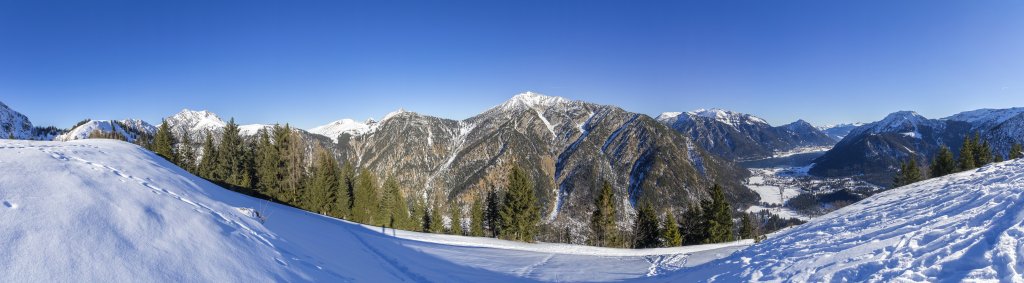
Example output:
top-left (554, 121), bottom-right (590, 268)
top-left (657, 109), bottom-right (835, 161)
top-left (4, 94), bottom-right (1024, 239)
top-left (810, 108), bottom-right (1024, 185)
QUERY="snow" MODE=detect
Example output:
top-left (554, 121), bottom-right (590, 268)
top-left (238, 124), bottom-right (273, 136)
top-left (55, 119), bottom-right (155, 142)
top-left (0, 139), bottom-right (749, 282)
top-left (0, 101), bottom-right (34, 139)
top-left (770, 145), bottom-right (832, 158)
top-left (500, 91), bottom-right (569, 111)
top-left (164, 109), bottom-right (227, 138)
top-left (945, 107), bottom-right (1024, 126)
top-left (689, 108), bottom-right (769, 126)
top-left (307, 119), bottom-right (372, 142)
top-left (665, 159), bottom-right (1024, 282)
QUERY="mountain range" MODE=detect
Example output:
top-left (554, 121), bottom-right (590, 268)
top-left (657, 109), bottom-right (835, 161)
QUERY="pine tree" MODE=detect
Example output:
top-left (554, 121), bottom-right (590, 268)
top-left (275, 125), bottom-right (306, 204)
top-left (705, 184), bottom-right (734, 244)
top-left (680, 204), bottom-right (708, 245)
top-left (352, 169), bottom-right (379, 225)
top-left (306, 146), bottom-right (338, 215)
top-left (976, 140), bottom-right (992, 167)
top-left (449, 202), bottom-right (464, 235)
top-left (589, 181), bottom-right (619, 247)
top-left (660, 212), bottom-right (682, 247)
top-left (430, 202), bottom-right (443, 233)
top-left (338, 163), bottom-right (356, 219)
top-left (380, 177), bottom-right (409, 229)
top-left (152, 120), bottom-right (176, 162)
top-left (177, 131), bottom-right (196, 173)
top-left (421, 203), bottom-right (432, 233)
top-left (893, 158), bottom-right (922, 187)
top-left (253, 128), bottom-right (279, 197)
top-left (1011, 143), bottom-right (1024, 159)
top-left (930, 146), bottom-right (957, 178)
top-left (470, 197), bottom-right (485, 237)
top-left (632, 202), bottom-right (660, 249)
top-left (499, 165), bottom-right (541, 242)
top-left (197, 131), bottom-right (218, 180)
top-left (484, 189), bottom-right (501, 238)
top-left (214, 118), bottom-right (250, 189)
top-left (958, 136), bottom-right (976, 171)
top-left (739, 213), bottom-right (755, 240)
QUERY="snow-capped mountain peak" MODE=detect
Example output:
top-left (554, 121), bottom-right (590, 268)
top-left (167, 109), bottom-right (226, 130)
top-left (56, 119), bottom-right (156, 142)
top-left (0, 101), bottom-right (33, 139)
top-left (944, 107), bottom-right (1024, 128)
top-left (687, 108), bottom-right (769, 127)
top-left (656, 112), bottom-right (683, 121)
top-left (499, 91), bottom-right (569, 111)
top-left (308, 118), bottom-right (372, 142)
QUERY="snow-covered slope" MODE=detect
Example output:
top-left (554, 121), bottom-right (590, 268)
top-left (0, 101), bottom-right (33, 139)
top-left (0, 139), bottom-right (746, 282)
top-left (55, 119), bottom-right (156, 142)
top-left (818, 122), bottom-right (865, 141)
top-left (664, 158), bottom-right (1024, 282)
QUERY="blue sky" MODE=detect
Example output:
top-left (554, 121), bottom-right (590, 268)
top-left (2, 0), bottom-right (1022, 129)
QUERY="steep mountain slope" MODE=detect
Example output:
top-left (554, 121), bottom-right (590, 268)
top-left (818, 122), bottom-right (866, 141)
top-left (55, 119), bottom-right (156, 142)
top-left (308, 118), bottom-right (374, 142)
top-left (333, 93), bottom-right (755, 240)
top-left (0, 139), bottom-right (748, 282)
top-left (657, 109), bottom-right (835, 161)
top-left (811, 109), bottom-right (1024, 185)
top-left (0, 101), bottom-right (34, 139)
top-left (663, 158), bottom-right (1024, 282)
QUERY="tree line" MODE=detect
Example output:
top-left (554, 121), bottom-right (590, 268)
top-left (894, 133), bottom-right (1024, 187)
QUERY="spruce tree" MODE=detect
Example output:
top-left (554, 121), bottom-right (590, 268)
top-left (930, 146), bottom-right (957, 178)
top-left (589, 181), bottom-right (618, 247)
top-left (705, 184), bottom-right (734, 244)
top-left (1011, 143), bottom-right (1024, 159)
top-left (499, 165), bottom-right (541, 242)
top-left (381, 177), bottom-right (408, 229)
top-left (275, 125), bottom-right (306, 204)
top-left (197, 131), bottom-right (218, 180)
top-left (253, 128), bottom-right (279, 197)
top-left (449, 202), bottom-right (464, 235)
top-left (680, 204), bottom-right (708, 245)
top-left (177, 132), bottom-right (196, 173)
top-left (338, 163), bottom-right (356, 219)
top-left (894, 158), bottom-right (922, 187)
top-left (352, 169), bottom-right (379, 225)
top-left (152, 120), bottom-right (176, 162)
top-left (306, 147), bottom-right (338, 215)
top-left (430, 202), bottom-right (443, 233)
top-left (976, 140), bottom-right (992, 167)
top-left (660, 212), bottom-right (682, 247)
top-left (739, 213), bottom-right (755, 240)
top-left (958, 136), bottom-right (976, 171)
top-left (215, 118), bottom-right (250, 189)
top-left (470, 197), bottom-right (485, 237)
top-left (484, 189), bottom-right (501, 238)
top-left (421, 203), bottom-right (432, 233)
top-left (632, 202), bottom-right (660, 249)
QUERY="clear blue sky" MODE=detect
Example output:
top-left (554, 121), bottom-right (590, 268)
top-left (2, 0), bottom-right (1022, 129)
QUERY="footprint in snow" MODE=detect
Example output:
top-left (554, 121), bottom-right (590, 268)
top-left (3, 201), bottom-right (16, 209)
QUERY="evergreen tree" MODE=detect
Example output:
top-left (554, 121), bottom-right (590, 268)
top-left (470, 197), bottom-right (485, 237)
top-left (449, 202), bottom-right (464, 235)
top-left (1011, 143), bottom-right (1024, 159)
top-left (276, 125), bottom-right (306, 204)
top-left (380, 177), bottom-right (409, 229)
top-left (995, 153), bottom-right (1005, 163)
top-left (589, 181), bottom-right (619, 247)
top-left (215, 118), bottom-right (251, 189)
top-left (958, 135), bottom-right (976, 171)
top-left (705, 184), bottom-right (734, 244)
top-left (632, 202), bottom-right (660, 249)
top-left (352, 169), bottom-right (379, 225)
top-left (499, 165), bottom-right (541, 242)
top-left (680, 204), bottom-right (708, 245)
top-left (421, 203), bottom-right (432, 233)
top-left (197, 131), bottom-right (218, 180)
top-left (893, 158), bottom-right (922, 187)
top-left (306, 146), bottom-right (338, 215)
top-left (253, 128), bottom-right (279, 197)
top-left (152, 120), bottom-right (176, 162)
top-left (484, 189), bottom-right (501, 238)
top-left (739, 213), bottom-right (755, 240)
top-left (177, 131), bottom-right (196, 173)
top-left (930, 146), bottom-right (957, 178)
top-left (976, 140), bottom-right (992, 167)
top-left (660, 212), bottom-right (682, 247)
top-left (430, 202), bottom-right (443, 233)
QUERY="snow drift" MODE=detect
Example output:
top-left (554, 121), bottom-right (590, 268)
top-left (0, 139), bottom-right (746, 282)
top-left (663, 159), bottom-right (1024, 282)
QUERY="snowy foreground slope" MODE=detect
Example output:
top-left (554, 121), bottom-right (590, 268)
top-left (0, 139), bottom-right (747, 282)
top-left (665, 159), bottom-right (1024, 282)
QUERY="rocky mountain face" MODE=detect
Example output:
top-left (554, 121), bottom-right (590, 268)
top-left (0, 101), bottom-right (34, 139)
top-left (328, 93), bottom-right (755, 240)
top-left (809, 109), bottom-right (1024, 186)
top-left (657, 109), bottom-right (835, 161)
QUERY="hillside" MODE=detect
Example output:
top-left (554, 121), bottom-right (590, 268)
top-left (661, 158), bottom-right (1024, 282)
top-left (657, 109), bottom-right (835, 161)
top-left (0, 139), bottom-right (749, 282)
